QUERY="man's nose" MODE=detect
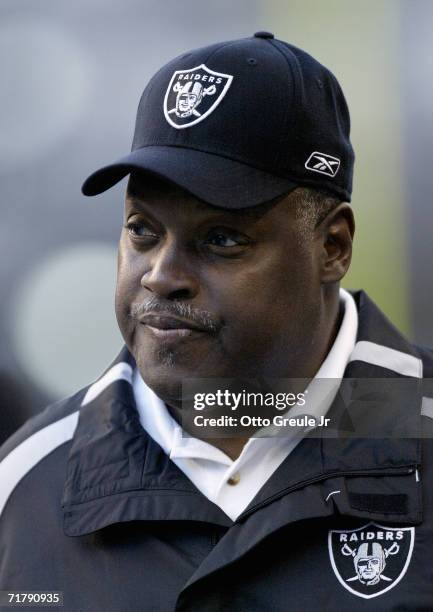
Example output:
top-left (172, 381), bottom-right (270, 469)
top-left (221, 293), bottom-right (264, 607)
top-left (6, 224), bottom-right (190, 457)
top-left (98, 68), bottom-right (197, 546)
top-left (140, 239), bottom-right (199, 300)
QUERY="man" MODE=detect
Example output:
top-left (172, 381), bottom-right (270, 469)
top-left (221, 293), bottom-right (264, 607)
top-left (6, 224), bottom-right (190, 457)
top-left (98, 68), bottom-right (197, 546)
top-left (1, 32), bottom-right (433, 611)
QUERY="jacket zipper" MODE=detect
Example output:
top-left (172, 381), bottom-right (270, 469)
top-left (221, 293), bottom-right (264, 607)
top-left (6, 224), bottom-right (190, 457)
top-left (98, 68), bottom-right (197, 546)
top-left (237, 465), bottom-right (417, 521)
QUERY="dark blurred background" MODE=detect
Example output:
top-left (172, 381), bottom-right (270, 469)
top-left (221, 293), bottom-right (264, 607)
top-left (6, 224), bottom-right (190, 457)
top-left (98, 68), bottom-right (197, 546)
top-left (1, 0), bottom-right (432, 442)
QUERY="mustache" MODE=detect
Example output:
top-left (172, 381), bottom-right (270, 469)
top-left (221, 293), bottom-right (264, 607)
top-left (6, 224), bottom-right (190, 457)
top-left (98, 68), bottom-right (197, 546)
top-left (129, 297), bottom-right (221, 333)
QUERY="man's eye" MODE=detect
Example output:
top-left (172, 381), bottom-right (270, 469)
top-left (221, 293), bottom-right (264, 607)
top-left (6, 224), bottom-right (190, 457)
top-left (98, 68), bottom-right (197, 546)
top-left (206, 233), bottom-right (239, 247)
top-left (125, 222), bottom-right (157, 239)
top-left (204, 229), bottom-right (250, 251)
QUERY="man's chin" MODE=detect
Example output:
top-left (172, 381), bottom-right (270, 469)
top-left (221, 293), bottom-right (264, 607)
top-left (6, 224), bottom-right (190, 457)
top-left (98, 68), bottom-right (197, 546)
top-left (134, 357), bottom-right (210, 406)
top-left (131, 327), bottom-right (224, 391)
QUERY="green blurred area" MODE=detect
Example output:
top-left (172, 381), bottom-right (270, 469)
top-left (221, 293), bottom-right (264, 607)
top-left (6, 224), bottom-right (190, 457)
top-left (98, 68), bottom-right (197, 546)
top-left (261, 0), bottom-right (410, 334)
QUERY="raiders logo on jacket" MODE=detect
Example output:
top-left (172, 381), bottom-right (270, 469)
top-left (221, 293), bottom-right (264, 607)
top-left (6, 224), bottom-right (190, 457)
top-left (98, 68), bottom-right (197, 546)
top-left (1, 290), bottom-right (433, 611)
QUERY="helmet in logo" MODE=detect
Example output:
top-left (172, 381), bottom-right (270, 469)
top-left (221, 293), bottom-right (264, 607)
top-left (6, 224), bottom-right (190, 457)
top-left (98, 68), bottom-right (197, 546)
top-left (173, 81), bottom-right (216, 119)
top-left (353, 542), bottom-right (388, 585)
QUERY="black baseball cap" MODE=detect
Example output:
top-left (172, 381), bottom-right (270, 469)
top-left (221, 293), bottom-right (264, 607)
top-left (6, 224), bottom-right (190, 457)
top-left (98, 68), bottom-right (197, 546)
top-left (82, 32), bottom-right (354, 208)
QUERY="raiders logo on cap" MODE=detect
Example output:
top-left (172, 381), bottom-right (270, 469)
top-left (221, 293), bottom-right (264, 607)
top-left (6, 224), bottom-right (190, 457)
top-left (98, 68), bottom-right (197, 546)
top-left (163, 64), bottom-right (233, 129)
top-left (328, 522), bottom-right (414, 599)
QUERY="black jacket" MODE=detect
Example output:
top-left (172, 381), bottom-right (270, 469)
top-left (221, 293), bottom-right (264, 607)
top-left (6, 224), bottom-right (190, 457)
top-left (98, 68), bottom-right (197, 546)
top-left (1, 290), bottom-right (433, 611)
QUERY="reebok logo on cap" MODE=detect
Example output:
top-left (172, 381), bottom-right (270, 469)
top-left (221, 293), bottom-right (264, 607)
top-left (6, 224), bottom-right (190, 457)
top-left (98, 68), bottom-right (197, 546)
top-left (305, 151), bottom-right (341, 177)
top-left (164, 64), bottom-right (233, 129)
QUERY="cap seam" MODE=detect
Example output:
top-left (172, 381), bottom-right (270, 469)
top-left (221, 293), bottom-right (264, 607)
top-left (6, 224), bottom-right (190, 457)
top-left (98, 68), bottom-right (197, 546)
top-left (202, 38), bottom-right (250, 65)
top-left (267, 39), bottom-right (303, 168)
top-left (201, 38), bottom-right (288, 165)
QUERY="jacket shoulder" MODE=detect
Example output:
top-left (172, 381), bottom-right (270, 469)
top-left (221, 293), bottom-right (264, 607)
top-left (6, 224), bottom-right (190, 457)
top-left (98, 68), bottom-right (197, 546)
top-left (0, 386), bottom-right (87, 463)
top-left (0, 386), bottom-right (89, 521)
top-left (0, 346), bottom-right (133, 463)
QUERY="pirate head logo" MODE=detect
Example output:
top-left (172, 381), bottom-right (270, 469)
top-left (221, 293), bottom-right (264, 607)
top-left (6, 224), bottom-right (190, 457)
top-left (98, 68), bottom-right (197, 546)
top-left (344, 540), bottom-right (399, 586)
top-left (164, 64), bottom-right (233, 129)
top-left (173, 81), bottom-right (216, 119)
top-left (328, 523), bottom-right (414, 599)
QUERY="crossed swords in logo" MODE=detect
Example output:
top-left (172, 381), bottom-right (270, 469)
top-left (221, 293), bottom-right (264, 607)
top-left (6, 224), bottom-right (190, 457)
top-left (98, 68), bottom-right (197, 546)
top-left (341, 541), bottom-right (400, 583)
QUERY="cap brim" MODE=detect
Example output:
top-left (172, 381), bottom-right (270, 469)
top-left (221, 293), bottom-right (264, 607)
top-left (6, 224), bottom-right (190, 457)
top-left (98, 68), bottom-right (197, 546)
top-left (81, 146), bottom-right (297, 209)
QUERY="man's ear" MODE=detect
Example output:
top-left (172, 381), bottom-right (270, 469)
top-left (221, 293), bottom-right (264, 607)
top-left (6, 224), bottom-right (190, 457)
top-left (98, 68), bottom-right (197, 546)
top-left (317, 203), bottom-right (355, 283)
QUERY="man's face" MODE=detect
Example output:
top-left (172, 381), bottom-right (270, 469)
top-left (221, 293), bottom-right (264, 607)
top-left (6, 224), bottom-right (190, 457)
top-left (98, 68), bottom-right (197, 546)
top-left (178, 92), bottom-right (197, 113)
top-left (356, 557), bottom-right (382, 582)
top-left (115, 175), bottom-right (323, 404)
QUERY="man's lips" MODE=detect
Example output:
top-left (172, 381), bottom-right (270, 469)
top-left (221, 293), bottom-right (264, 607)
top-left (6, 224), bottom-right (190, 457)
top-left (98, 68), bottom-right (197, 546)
top-left (138, 313), bottom-right (210, 338)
